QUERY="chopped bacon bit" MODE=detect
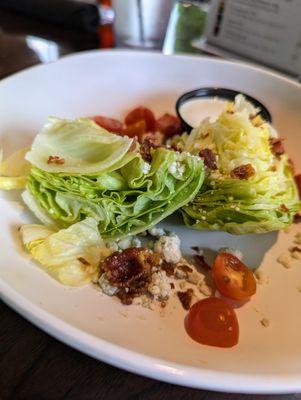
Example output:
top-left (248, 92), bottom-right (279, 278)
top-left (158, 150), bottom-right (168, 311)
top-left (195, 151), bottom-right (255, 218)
top-left (47, 155), bottom-right (65, 165)
top-left (161, 261), bottom-right (176, 277)
top-left (170, 282), bottom-right (175, 289)
top-left (177, 289), bottom-right (194, 310)
top-left (295, 174), bottom-right (301, 198)
top-left (140, 135), bottom-right (162, 162)
top-left (199, 148), bottom-right (217, 170)
top-left (280, 204), bottom-right (289, 212)
top-left (77, 257), bottom-right (91, 266)
top-left (102, 247), bottom-right (153, 288)
top-left (293, 213), bottom-right (301, 224)
top-left (291, 246), bottom-right (301, 253)
top-left (156, 114), bottom-right (182, 138)
top-left (193, 255), bottom-right (211, 270)
top-left (231, 163), bottom-right (255, 180)
top-left (269, 138), bottom-right (285, 158)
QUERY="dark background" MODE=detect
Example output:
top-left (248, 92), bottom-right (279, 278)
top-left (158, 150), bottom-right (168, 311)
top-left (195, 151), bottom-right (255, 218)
top-left (1, 6), bottom-right (300, 400)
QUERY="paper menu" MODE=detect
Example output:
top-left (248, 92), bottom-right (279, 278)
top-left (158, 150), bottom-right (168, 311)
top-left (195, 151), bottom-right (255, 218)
top-left (205, 0), bottom-right (301, 76)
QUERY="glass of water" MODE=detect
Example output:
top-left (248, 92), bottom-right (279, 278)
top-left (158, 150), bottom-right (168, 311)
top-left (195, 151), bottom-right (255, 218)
top-left (112, 0), bottom-right (175, 49)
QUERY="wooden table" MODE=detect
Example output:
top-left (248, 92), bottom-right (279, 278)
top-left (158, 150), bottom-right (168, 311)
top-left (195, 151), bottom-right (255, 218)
top-left (0, 7), bottom-right (300, 400)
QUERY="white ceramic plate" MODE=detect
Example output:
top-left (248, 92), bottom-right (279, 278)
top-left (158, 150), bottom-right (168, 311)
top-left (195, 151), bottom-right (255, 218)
top-left (1, 50), bottom-right (301, 394)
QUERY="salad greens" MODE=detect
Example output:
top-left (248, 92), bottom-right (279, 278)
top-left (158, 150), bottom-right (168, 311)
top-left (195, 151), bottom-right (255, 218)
top-left (179, 96), bottom-right (300, 234)
top-left (23, 117), bottom-right (205, 239)
top-left (20, 218), bottom-right (110, 286)
top-left (0, 147), bottom-right (30, 190)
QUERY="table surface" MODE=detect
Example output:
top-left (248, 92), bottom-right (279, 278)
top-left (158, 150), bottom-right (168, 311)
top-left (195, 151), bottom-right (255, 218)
top-left (0, 7), bottom-right (300, 400)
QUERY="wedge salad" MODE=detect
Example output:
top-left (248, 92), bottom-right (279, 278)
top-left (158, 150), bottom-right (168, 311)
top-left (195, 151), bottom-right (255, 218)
top-left (1, 95), bottom-right (300, 348)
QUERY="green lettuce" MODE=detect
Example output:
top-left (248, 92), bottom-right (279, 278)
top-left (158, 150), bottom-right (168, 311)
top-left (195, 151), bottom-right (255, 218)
top-left (24, 118), bottom-right (204, 239)
top-left (0, 147), bottom-right (30, 190)
top-left (20, 217), bottom-right (110, 286)
top-left (181, 96), bottom-right (300, 234)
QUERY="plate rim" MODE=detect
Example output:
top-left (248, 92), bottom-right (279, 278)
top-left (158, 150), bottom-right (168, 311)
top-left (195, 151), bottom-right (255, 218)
top-left (1, 49), bottom-right (301, 394)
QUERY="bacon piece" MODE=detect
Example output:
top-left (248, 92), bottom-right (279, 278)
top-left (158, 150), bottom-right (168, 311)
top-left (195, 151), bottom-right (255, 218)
top-left (177, 289), bottom-right (194, 310)
top-left (193, 255), bottom-right (211, 270)
top-left (199, 148), bottom-right (217, 170)
top-left (231, 163), bottom-right (255, 180)
top-left (293, 213), bottom-right (301, 224)
top-left (280, 204), bottom-right (289, 212)
top-left (161, 261), bottom-right (176, 277)
top-left (47, 155), bottom-right (65, 165)
top-left (102, 247), bottom-right (153, 288)
top-left (269, 138), bottom-right (285, 158)
top-left (140, 135), bottom-right (161, 162)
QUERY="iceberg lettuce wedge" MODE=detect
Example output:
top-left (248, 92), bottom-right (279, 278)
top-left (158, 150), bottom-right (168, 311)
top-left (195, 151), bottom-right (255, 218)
top-left (24, 118), bottom-right (204, 239)
top-left (181, 96), bottom-right (300, 234)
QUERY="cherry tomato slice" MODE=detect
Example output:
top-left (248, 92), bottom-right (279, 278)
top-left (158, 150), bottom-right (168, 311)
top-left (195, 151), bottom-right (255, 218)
top-left (156, 113), bottom-right (182, 138)
top-left (212, 253), bottom-right (256, 301)
top-left (125, 107), bottom-right (156, 132)
top-left (122, 120), bottom-right (146, 140)
top-left (93, 116), bottom-right (123, 134)
top-left (185, 297), bottom-right (239, 348)
top-left (295, 174), bottom-right (301, 198)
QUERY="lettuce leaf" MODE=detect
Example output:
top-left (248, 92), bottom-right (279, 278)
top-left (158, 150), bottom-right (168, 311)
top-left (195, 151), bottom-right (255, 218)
top-left (0, 147), bottom-right (30, 190)
top-left (25, 117), bottom-right (133, 174)
top-left (24, 118), bottom-right (205, 239)
top-left (20, 218), bottom-right (110, 286)
top-left (181, 96), bottom-right (300, 234)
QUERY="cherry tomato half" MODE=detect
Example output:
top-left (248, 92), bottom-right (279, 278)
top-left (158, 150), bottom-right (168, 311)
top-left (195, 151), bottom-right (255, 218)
top-left (212, 253), bottom-right (256, 301)
top-left (185, 297), bottom-right (239, 348)
top-left (125, 106), bottom-right (156, 132)
top-left (156, 113), bottom-right (182, 138)
top-left (295, 174), bottom-right (301, 198)
top-left (93, 116), bottom-right (123, 134)
top-left (122, 120), bottom-right (146, 140)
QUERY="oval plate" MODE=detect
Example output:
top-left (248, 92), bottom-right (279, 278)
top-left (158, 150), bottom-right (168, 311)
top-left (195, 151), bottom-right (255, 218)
top-left (1, 50), bottom-right (301, 394)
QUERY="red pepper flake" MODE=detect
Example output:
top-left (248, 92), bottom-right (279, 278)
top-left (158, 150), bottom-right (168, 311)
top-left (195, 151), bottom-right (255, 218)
top-left (177, 289), bottom-right (194, 310)
top-left (47, 155), bottom-right (65, 165)
top-left (77, 257), bottom-right (90, 266)
top-left (199, 148), bottom-right (217, 170)
top-left (293, 213), bottom-right (301, 224)
top-left (231, 163), bottom-right (255, 180)
top-left (269, 138), bottom-right (285, 158)
top-left (193, 255), bottom-right (211, 270)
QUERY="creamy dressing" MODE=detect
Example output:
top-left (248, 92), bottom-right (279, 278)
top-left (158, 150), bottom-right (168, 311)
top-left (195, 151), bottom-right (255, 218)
top-left (179, 97), bottom-right (228, 128)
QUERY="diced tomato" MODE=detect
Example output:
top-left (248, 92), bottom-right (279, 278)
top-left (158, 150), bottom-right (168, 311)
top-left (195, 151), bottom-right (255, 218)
top-left (295, 174), bottom-right (301, 198)
top-left (185, 297), bottom-right (239, 348)
top-left (156, 113), bottom-right (182, 138)
top-left (93, 116), bottom-right (123, 133)
top-left (212, 253), bottom-right (256, 301)
top-left (125, 107), bottom-right (156, 132)
top-left (122, 120), bottom-right (146, 140)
